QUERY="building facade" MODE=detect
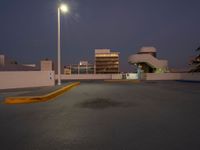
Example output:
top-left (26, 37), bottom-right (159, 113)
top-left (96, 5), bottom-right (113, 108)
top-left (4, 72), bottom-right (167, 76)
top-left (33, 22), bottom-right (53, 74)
top-left (95, 49), bottom-right (120, 74)
top-left (64, 61), bottom-right (95, 75)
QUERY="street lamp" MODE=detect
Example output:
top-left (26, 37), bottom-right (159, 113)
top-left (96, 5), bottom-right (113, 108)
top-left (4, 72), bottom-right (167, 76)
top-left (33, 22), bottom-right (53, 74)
top-left (57, 3), bottom-right (69, 85)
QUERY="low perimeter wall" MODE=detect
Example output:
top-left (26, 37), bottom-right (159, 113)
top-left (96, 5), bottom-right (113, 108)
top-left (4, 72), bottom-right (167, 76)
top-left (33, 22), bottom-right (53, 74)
top-left (55, 74), bottom-right (123, 80)
top-left (180, 73), bottom-right (200, 81)
top-left (0, 71), bottom-right (55, 90)
top-left (145, 73), bottom-right (200, 81)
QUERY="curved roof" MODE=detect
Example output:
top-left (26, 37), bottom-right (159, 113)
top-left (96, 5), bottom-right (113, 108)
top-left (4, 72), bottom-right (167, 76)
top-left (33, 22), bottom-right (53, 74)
top-left (140, 47), bottom-right (157, 53)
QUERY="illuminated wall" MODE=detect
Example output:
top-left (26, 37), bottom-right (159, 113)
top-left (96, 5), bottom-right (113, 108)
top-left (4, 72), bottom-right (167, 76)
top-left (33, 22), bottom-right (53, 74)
top-left (95, 49), bottom-right (120, 74)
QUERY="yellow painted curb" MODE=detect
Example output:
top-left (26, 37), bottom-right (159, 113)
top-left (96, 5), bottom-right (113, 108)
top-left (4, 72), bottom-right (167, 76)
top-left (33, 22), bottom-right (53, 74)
top-left (104, 79), bottom-right (140, 83)
top-left (4, 82), bottom-right (80, 104)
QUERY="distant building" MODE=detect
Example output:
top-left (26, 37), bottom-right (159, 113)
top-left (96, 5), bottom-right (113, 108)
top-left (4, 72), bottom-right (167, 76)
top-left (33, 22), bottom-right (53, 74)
top-left (40, 59), bottom-right (53, 71)
top-left (128, 47), bottom-right (169, 73)
top-left (0, 54), bottom-right (38, 71)
top-left (0, 54), bottom-right (5, 66)
top-left (64, 67), bottom-right (71, 75)
top-left (22, 64), bottom-right (36, 67)
top-left (64, 61), bottom-right (95, 75)
top-left (95, 49), bottom-right (120, 74)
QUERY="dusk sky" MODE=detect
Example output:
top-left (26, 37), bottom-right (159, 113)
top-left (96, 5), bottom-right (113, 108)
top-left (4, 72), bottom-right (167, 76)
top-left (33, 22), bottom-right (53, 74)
top-left (0, 0), bottom-right (200, 71)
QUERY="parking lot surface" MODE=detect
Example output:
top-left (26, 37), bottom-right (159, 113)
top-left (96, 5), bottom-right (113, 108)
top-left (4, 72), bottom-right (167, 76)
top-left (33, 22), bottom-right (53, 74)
top-left (0, 81), bottom-right (200, 150)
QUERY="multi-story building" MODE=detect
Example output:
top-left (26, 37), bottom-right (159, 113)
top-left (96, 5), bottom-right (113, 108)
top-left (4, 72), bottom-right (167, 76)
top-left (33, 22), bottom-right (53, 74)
top-left (64, 61), bottom-right (95, 75)
top-left (95, 49), bottom-right (120, 74)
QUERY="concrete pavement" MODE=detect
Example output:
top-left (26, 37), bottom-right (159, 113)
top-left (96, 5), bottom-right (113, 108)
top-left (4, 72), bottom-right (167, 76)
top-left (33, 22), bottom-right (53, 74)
top-left (0, 81), bottom-right (200, 150)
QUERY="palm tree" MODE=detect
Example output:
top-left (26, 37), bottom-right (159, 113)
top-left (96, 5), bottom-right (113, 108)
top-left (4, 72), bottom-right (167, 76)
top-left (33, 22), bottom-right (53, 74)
top-left (190, 47), bottom-right (200, 72)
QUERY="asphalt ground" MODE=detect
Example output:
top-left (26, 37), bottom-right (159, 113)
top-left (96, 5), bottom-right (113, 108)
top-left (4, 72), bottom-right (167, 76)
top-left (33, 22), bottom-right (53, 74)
top-left (0, 81), bottom-right (200, 150)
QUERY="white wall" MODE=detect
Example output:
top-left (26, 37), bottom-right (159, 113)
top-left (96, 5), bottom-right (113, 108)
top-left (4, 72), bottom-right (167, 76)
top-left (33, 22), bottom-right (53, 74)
top-left (111, 74), bottom-right (123, 80)
top-left (126, 73), bottom-right (138, 80)
top-left (60, 74), bottom-right (112, 80)
top-left (145, 73), bottom-right (181, 80)
top-left (55, 74), bottom-right (123, 80)
top-left (145, 73), bottom-right (200, 81)
top-left (0, 71), bottom-right (55, 89)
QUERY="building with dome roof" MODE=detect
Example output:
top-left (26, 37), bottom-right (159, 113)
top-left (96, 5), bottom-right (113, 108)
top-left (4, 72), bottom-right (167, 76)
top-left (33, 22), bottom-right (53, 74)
top-left (128, 47), bottom-right (169, 73)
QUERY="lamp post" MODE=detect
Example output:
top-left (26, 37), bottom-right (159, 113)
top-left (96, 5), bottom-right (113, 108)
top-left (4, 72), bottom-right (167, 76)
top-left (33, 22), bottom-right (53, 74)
top-left (57, 4), bottom-right (69, 85)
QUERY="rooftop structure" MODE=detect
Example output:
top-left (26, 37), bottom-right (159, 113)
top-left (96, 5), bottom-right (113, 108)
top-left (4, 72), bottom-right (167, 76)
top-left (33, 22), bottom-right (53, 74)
top-left (128, 47), bottom-right (168, 73)
top-left (40, 59), bottom-right (53, 71)
top-left (138, 47), bottom-right (157, 57)
top-left (95, 49), bottom-right (120, 74)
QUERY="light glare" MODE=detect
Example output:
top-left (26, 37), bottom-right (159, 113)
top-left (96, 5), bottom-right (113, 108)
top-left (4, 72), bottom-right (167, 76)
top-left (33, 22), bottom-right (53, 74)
top-left (60, 4), bottom-right (69, 13)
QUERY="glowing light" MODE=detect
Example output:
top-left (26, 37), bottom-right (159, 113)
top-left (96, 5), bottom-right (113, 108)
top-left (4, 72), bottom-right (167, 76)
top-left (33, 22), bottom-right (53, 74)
top-left (59, 4), bottom-right (69, 13)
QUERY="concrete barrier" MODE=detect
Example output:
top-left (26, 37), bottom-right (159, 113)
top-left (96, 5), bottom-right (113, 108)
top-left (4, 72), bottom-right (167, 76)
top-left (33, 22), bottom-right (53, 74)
top-left (5, 82), bottom-right (80, 104)
top-left (145, 73), bottom-right (200, 81)
top-left (104, 79), bottom-right (140, 83)
top-left (111, 74), bottom-right (123, 80)
top-left (0, 71), bottom-right (55, 89)
top-left (56, 74), bottom-right (120, 80)
top-left (145, 73), bottom-right (181, 80)
top-left (180, 73), bottom-right (200, 81)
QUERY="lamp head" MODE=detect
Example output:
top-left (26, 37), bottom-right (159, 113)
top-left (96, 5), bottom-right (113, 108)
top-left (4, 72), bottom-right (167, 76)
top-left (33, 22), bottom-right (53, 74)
top-left (59, 4), bottom-right (69, 13)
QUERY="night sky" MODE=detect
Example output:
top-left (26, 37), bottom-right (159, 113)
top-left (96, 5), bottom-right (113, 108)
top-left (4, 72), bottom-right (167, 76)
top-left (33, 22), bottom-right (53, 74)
top-left (0, 0), bottom-right (200, 71)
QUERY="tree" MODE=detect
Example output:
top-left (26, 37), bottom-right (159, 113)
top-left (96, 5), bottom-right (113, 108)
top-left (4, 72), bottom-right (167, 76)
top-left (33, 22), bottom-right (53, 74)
top-left (190, 47), bottom-right (200, 72)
